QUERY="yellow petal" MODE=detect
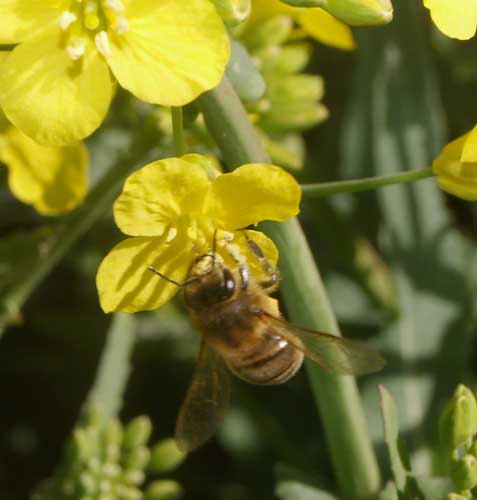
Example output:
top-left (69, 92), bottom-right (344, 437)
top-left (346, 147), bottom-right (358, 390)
top-left (297, 8), bottom-right (356, 50)
top-left (433, 133), bottom-right (477, 201)
top-left (461, 124), bottom-right (477, 162)
top-left (107, 0), bottom-right (230, 106)
top-left (0, 126), bottom-right (88, 215)
top-left (423, 0), bottom-right (477, 40)
top-left (206, 164), bottom-right (301, 229)
top-left (0, 29), bottom-right (114, 146)
top-left (249, 0), bottom-right (298, 22)
top-left (96, 232), bottom-right (195, 313)
top-left (0, 0), bottom-right (60, 43)
top-left (114, 157), bottom-right (211, 237)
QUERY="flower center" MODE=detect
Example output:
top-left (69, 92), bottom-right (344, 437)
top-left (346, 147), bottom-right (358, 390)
top-left (59, 0), bottom-right (129, 60)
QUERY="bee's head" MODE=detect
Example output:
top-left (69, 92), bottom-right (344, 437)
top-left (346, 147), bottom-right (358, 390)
top-left (183, 253), bottom-right (236, 311)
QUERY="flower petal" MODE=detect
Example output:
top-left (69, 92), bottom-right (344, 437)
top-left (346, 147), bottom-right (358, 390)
top-left (461, 125), bottom-right (477, 162)
top-left (297, 8), bottom-right (356, 50)
top-left (206, 164), bottom-right (301, 229)
top-left (96, 233), bottom-right (195, 313)
top-left (221, 230), bottom-right (279, 284)
top-left (0, 0), bottom-right (60, 43)
top-left (107, 0), bottom-right (230, 106)
top-left (423, 0), bottom-right (477, 40)
top-left (0, 127), bottom-right (88, 215)
top-left (114, 157), bottom-right (211, 237)
top-left (0, 29), bottom-right (114, 146)
top-left (433, 133), bottom-right (477, 201)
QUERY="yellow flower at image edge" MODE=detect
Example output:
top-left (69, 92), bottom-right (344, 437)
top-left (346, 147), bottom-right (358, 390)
top-left (96, 155), bottom-right (301, 313)
top-left (433, 126), bottom-right (477, 201)
top-left (423, 0), bottom-right (477, 40)
top-left (0, 0), bottom-right (229, 146)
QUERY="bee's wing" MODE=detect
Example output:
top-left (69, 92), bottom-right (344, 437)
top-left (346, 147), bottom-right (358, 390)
top-left (261, 312), bottom-right (385, 375)
top-left (175, 340), bottom-right (231, 452)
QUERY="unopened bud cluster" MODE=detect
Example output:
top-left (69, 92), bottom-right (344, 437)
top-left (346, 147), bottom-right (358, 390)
top-left (209, 0), bottom-right (251, 26)
top-left (440, 385), bottom-right (477, 498)
top-left (239, 14), bottom-right (328, 170)
top-left (35, 405), bottom-right (186, 500)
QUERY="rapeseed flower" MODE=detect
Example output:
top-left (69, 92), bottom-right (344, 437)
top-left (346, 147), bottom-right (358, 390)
top-left (0, 0), bottom-right (229, 146)
top-left (424, 1), bottom-right (477, 40)
top-left (432, 126), bottom-right (477, 201)
top-left (96, 154), bottom-right (301, 313)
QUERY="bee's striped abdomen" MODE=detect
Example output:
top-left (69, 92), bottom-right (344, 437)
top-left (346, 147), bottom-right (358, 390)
top-left (227, 329), bottom-right (304, 385)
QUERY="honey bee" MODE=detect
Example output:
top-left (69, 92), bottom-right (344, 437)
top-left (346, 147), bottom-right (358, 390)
top-left (149, 231), bottom-right (385, 452)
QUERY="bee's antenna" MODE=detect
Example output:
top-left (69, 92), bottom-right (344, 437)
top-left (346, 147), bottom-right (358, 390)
top-left (148, 266), bottom-right (184, 287)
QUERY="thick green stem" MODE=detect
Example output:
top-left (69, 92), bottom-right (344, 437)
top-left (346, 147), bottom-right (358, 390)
top-left (171, 107), bottom-right (186, 156)
top-left (301, 167), bottom-right (434, 198)
top-left (0, 128), bottom-right (157, 336)
top-left (87, 313), bottom-right (136, 419)
top-left (199, 77), bottom-right (381, 499)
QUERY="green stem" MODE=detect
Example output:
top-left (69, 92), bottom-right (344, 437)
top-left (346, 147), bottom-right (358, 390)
top-left (171, 107), bottom-right (186, 156)
top-left (199, 77), bottom-right (381, 500)
top-left (301, 167), bottom-right (434, 198)
top-left (0, 127), bottom-right (157, 336)
top-left (87, 313), bottom-right (136, 419)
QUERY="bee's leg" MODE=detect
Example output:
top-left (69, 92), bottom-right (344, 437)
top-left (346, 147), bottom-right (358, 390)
top-left (242, 232), bottom-right (280, 292)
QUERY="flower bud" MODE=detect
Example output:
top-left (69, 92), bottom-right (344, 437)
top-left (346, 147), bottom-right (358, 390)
top-left (145, 480), bottom-right (184, 500)
top-left (433, 127), bottom-right (477, 201)
top-left (322, 0), bottom-right (393, 26)
top-left (124, 446), bottom-right (151, 470)
top-left (451, 455), bottom-right (477, 491)
top-left (209, 0), bottom-right (251, 26)
top-left (445, 494), bottom-right (471, 500)
top-left (244, 16), bottom-right (293, 51)
top-left (149, 439), bottom-right (187, 474)
top-left (123, 416), bottom-right (152, 449)
top-left (439, 385), bottom-right (477, 453)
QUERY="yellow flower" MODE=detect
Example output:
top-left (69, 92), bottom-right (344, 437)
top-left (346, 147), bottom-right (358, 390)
top-left (0, 109), bottom-right (87, 217)
top-left (0, 0), bottom-right (230, 146)
top-left (423, 0), bottom-right (477, 40)
top-left (96, 154), bottom-right (301, 313)
top-left (432, 126), bottom-right (477, 201)
top-left (250, 0), bottom-right (356, 50)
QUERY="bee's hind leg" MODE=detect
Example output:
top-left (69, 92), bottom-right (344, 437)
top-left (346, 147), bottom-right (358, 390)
top-left (242, 231), bottom-right (280, 293)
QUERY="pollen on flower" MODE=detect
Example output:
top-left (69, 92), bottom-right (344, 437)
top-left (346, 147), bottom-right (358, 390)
top-left (59, 11), bottom-right (77, 30)
top-left (115, 16), bottom-right (129, 35)
top-left (104, 0), bottom-right (125, 13)
top-left (67, 37), bottom-right (87, 60)
top-left (95, 31), bottom-right (112, 58)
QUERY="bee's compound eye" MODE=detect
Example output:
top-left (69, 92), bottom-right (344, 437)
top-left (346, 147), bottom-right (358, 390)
top-left (222, 268), bottom-right (235, 299)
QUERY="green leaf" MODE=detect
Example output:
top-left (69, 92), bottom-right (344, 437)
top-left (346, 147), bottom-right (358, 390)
top-left (379, 385), bottom-right (408, 490)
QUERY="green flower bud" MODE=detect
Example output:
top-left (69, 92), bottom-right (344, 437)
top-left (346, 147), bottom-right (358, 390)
top-left (209, 0), bottom-right (251, 26)
top-left (124, 446), bottom-right (151, 470)
top-left (122, 469), bottom-right (145, 486)
top-left (445, 494), bottom-right (471, 500)
top-left (78, 472), bottom-right (97, 496)
top-left (281, 0), bottom-right (325, 5)
top-left (226, 39), bottom-right (266, 101)
top-left (261, 102), bottom-right (329, 131)
top-left (322, 0), bottom-right (393, 26)
top-left (145, 480), bottom-right (184, 500)
top-left (451, 455), bottom-right (477, 490)
top-left (80, 404), bottom-right (105, 429)
top-left (123, 417), bottom-right (152, 449)
top-left (439, 385), bottom-right (477, 452)
top-left (268, 74), bottom-right (324, 103)
top-left (244, 16), bottom-right (293, 51)
top-left (149, 439), bottom-right (187, 474)
top-left (103, 419), bottom-right (123, 447)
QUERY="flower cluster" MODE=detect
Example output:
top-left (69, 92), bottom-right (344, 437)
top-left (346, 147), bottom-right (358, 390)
top-left (96, 154), bottom-right (301, 313)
